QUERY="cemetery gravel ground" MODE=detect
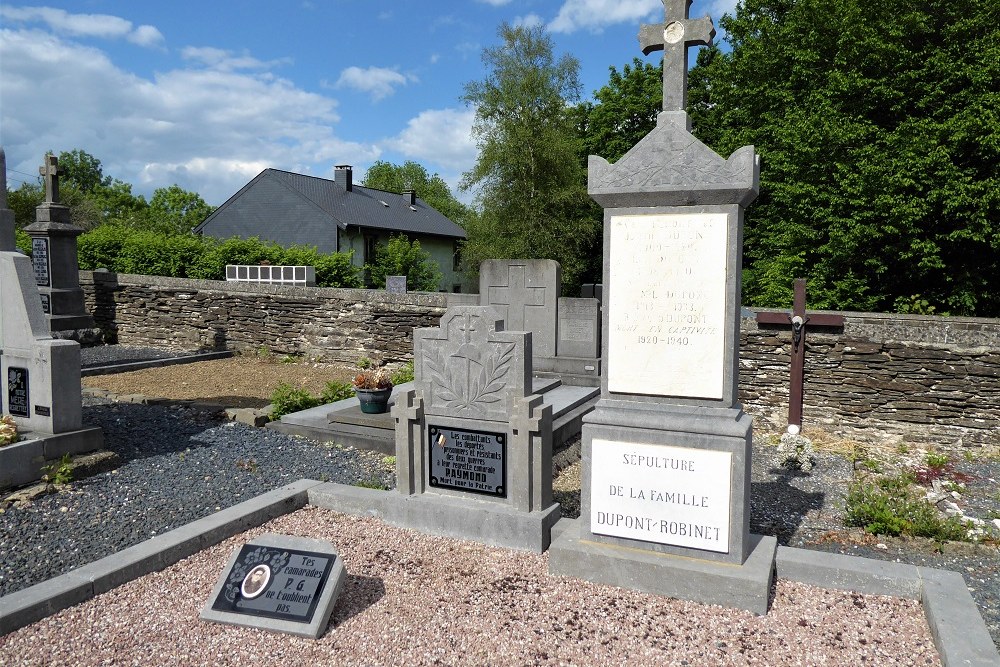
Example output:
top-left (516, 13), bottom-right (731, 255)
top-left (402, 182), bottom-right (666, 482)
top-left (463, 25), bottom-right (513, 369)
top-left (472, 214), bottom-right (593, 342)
top-left (2, 351), bottom-right (998, 658)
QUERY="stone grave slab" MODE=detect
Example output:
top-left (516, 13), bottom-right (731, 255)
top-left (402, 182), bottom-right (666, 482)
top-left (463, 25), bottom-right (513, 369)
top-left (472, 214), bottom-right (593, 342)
top-left (480, 259), bottom-right (559, 359)
top-left (201, 533), bottom-right (346, 639)
top-left (557, 297), bottom-right (600, 359)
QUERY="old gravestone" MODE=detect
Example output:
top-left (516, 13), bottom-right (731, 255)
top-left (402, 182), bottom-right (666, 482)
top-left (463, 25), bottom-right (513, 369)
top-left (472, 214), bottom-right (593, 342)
top-left (480, 259), bottom-right (601, 385)
top-left (391, 305), bottom-right (560, 551)
top-left (201, 533), bottom-right (346, 639)
top-left (23, 154), bottom-right (97, 334)
top-left (385, 275), bottom-right (407, 294)
top-left (548, 0), bottom-right (776, 614)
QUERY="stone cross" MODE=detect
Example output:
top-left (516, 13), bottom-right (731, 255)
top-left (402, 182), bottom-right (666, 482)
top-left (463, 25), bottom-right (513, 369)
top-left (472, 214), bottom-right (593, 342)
top-left (639, 0), bottom-right (715, 113)
top-left (39, 154), bottom-right (62, 204)
top-left (756, 279), bottom-right (845, 432)
top-left (487, 265), bottom-right (546, 333)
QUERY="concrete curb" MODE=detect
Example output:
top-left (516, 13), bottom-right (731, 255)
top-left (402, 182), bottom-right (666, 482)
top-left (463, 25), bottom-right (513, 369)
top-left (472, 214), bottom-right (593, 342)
top-left (777, 546), bottom-right (999, 667)
top-left (81, 350), bottom-right (234, 377)
top-left (1, 481), bottom-right (996, 666)
top-left (0, 479), bottom-right (321, 636)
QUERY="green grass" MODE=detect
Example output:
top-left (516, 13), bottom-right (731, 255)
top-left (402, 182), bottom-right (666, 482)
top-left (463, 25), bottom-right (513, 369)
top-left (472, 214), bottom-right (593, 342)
top-left (844, 474), bottom-right (971, 541)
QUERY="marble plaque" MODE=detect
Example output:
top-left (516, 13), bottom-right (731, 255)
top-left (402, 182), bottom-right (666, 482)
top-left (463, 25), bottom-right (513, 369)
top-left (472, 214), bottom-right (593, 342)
top-left (202, 534), bottom-right (346, 639)
top-left (7, 367), bottom-right (29, 417)
top-left (428, 424), bottom-right (506, 497)
top-left (31, 238), bottom-right (50, 287)
top-left (590, 439), bottom-right (732, 553)
top-left (607, 213), bottom-right (729, 399)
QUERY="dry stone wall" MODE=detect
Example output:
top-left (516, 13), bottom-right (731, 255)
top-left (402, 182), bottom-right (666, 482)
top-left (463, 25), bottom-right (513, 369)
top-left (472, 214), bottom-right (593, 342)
top-left (79, 272), bottom-right (1000, 447)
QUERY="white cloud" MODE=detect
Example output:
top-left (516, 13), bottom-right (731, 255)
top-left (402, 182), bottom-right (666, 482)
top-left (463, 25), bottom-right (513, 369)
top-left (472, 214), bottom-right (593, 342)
top-left (335, 66), bottom-right (416, 102)
top-left (513, 14), bottom-right (544, 29)
top-left (383, 108), bottom-right (477, 174)
top-left (549, 0), bottom-right (659, 34)
top-left (477, 0), bottom-right (514, 6)
top-left (706, 0), bottom-right (740, 19)
top-left (0, 5), bottom-right (164, 47)
top-left (181, 46), bottom-right (292, 71)
top-left (0, 26), bottom-right (379, 205)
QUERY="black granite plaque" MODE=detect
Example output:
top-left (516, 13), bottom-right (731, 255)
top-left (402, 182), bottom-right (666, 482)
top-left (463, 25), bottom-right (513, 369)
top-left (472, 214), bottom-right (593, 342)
top-left (31, 238), bottom-right (50, 287)
top-left (35, 405), bottom-right (50, 417)
top-left (210, 544), bottom-right (334, 624)
top-left (40, 293), bottom-right (50, 314)
top-left (428, 425), bottom-right (506, 497)
top-left (7, 367), bottom-right (29, 417)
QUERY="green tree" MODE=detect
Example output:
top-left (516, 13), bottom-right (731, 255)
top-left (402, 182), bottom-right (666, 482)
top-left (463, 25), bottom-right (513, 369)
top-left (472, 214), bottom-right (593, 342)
top-left (461, 22), bottom-right (601, 291)
top-left (692, 0), bottom-right (1000, 315)
top-left (365, 234), bottom-right (443, 292)
top-left (362, 161), bottom-right (470, 226)
top-left (148, 185), bottom-right (215, 234)
top-left (576, 58), bottom-right (663, 164)
top-left (58, 149), bottom-right (111, 194)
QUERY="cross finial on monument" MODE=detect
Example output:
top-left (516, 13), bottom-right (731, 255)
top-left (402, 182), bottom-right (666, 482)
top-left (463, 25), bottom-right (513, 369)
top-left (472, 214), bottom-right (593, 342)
top-left (39, 154), bottom-right (62, 204)
top-left (639, 0), bottom-right (715, 113)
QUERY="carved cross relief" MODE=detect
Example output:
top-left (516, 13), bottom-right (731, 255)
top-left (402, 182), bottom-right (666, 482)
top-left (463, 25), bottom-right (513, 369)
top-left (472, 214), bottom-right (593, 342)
top-left (487, 265), bottom-right (546, 332)
top-left (639, 0), bottom-right (715, 112)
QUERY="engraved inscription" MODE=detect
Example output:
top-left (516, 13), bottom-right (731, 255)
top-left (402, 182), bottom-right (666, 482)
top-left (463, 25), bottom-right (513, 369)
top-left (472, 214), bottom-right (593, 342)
top-left (608, 213), bottom-right (728, 398)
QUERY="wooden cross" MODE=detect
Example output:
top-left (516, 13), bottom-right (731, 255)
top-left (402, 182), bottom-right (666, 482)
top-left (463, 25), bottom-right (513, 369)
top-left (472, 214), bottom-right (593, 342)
top-left (755, 279), bottom-right (845, 432)
top-left (39, 154), bottom-right (62, 204)
top-left (639, 0), bottom-right (715, 112)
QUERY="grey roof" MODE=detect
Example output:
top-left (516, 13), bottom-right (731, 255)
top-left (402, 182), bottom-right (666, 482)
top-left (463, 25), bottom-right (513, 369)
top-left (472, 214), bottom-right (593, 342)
top-left (194, 168), bottom-right (466, 251)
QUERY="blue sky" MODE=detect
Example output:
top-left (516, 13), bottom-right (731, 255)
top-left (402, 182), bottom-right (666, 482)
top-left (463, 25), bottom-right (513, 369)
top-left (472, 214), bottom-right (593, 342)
top-left (1, 0), bottom-right (736, 206)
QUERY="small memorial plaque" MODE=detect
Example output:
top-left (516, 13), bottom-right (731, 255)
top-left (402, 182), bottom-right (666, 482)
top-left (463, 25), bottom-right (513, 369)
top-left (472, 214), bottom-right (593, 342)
top-left (590, 439), bottom-right (732, 553)
top-left (34, 405), bottom-right (51, 417)
top-left (201, 534), bottom-right (346, 639)
top-left (7, 367), bottom-right (29, 417)
top-left (31, 238), bottom-right (50, 287)
top-left (40, 293), bottom-right (50, 314)
top-left (428, 425), bottom-right (506, 497)
top-left (386, 275), bottom-right (407, 293)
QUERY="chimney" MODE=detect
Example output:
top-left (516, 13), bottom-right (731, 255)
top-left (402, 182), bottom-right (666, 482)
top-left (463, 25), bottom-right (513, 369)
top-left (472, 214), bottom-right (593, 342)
top-left (334, 164), bottom-right (352, 192)
top-left (403, 189), bottom-right (417, 206)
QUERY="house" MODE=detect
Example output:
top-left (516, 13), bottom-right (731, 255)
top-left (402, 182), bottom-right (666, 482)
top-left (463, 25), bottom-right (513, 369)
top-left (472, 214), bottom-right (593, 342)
top-left (194, 165), bottom-right (467, 291)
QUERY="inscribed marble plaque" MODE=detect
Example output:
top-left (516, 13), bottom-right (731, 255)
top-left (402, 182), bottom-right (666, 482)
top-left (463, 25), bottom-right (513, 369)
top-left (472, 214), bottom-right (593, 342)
top-left (31, 238), bottom-right (50, 287)
top-left (607, 213), bottom-right (728, 399)
top-left (590, 439), bottom-right (732, 553)
top-left (428, 424), bottom-right (506, 497)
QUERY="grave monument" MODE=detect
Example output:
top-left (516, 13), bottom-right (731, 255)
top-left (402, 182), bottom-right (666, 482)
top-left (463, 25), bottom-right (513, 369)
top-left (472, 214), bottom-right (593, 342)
top-left (480, 259), bottom-right (602, 386)
top-left (0, 151), bottom-right (103, 490)
top-left (0, 148), bottom-right (15, 252)
top-left (23, 154), bottom-right (98, 335)
top-left (548, 0), bottom-right (777, 613)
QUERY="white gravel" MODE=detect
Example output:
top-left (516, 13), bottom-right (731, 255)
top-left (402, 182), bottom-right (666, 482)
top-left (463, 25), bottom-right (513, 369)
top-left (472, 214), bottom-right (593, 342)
top-left (1, 507), bottom-right (942, 667)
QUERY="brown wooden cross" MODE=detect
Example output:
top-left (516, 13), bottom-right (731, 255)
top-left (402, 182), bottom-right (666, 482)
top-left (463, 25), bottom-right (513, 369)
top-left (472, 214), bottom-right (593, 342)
top-left (755, 279), bottom-right (845, 432)
top-left (39, 154), bottom-right (62, 204)
top-left (639, 0), bottom-right (715, 113)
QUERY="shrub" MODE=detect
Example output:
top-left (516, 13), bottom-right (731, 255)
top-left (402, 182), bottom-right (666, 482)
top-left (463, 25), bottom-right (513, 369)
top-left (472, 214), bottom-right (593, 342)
top-left (365, 234), bottom-right (442, 291)
top-left (320, 381), bottom-right (354, 404)
top-left (843, 474), bottom-right (971, 541)
top-left (391, 361), bottom-right (415, 385)
top-left (269, 382), bottom-right (322, 419)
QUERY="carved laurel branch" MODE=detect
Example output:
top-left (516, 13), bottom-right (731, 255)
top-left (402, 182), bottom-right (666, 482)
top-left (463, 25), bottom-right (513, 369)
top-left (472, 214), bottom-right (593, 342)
top-left (425, 342), bottom-right (515, 410)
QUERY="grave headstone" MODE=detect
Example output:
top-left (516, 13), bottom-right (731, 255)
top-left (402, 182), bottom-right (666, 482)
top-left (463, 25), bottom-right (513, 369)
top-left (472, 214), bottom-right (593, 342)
top-left (481, 259), bottom-right (601, 386)
top-left (201, 533), bottom-right (346, 639)
top-left (385, 275), bottom-right (407, 294)
top-left (391, 305), bottom-right (560, 551)
top-left (548, 0), bottom-right (776, 615)
top-left (22, 154), bottom-right (97, 333)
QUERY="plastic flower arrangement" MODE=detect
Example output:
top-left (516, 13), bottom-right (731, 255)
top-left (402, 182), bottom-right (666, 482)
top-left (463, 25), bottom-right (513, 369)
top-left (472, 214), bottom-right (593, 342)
top-left (0, 415), bottom-right (19, 447)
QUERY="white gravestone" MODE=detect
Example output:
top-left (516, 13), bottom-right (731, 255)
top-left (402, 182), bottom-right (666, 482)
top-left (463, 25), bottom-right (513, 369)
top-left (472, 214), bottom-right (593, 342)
top-left (608, 213), bottom-right (728, 399)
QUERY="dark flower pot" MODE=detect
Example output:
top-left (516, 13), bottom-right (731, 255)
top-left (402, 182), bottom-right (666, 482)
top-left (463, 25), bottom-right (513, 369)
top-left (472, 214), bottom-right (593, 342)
top-left (355, 387), bottom-right (392, 414)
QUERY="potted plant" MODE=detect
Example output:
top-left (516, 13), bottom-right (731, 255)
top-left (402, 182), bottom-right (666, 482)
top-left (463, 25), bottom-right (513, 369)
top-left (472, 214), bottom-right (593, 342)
top-left (352, 358), bottom-right (393, 414)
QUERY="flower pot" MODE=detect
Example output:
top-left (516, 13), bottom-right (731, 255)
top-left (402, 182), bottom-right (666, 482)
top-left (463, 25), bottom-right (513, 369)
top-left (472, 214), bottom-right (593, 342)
top-left (355, 387), bottom-right (392, 414)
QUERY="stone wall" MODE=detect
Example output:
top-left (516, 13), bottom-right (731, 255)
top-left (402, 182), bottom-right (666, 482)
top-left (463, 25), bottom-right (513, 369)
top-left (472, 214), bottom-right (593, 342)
top-left (80, 272), bottom-right (1000, 447)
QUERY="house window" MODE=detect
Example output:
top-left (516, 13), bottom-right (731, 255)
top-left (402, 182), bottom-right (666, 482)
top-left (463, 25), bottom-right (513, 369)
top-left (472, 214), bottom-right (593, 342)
top-left (364, 235), bottom-right (378, 263)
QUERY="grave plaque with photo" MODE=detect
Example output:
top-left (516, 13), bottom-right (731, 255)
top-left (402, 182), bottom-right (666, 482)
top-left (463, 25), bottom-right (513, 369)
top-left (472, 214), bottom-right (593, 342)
top-left (428, 424), bottom-right (506, 497)
top-left (7, 367), bottom-right (29, 417)
top-left (31, 238), bottom-right (50, 287)
top-left (202, 534), bottom-right (346, 639)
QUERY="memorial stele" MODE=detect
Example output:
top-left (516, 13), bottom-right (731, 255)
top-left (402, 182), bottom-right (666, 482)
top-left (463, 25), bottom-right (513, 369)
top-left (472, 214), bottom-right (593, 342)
top-left (548, 0), bottom-right (778, 614)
